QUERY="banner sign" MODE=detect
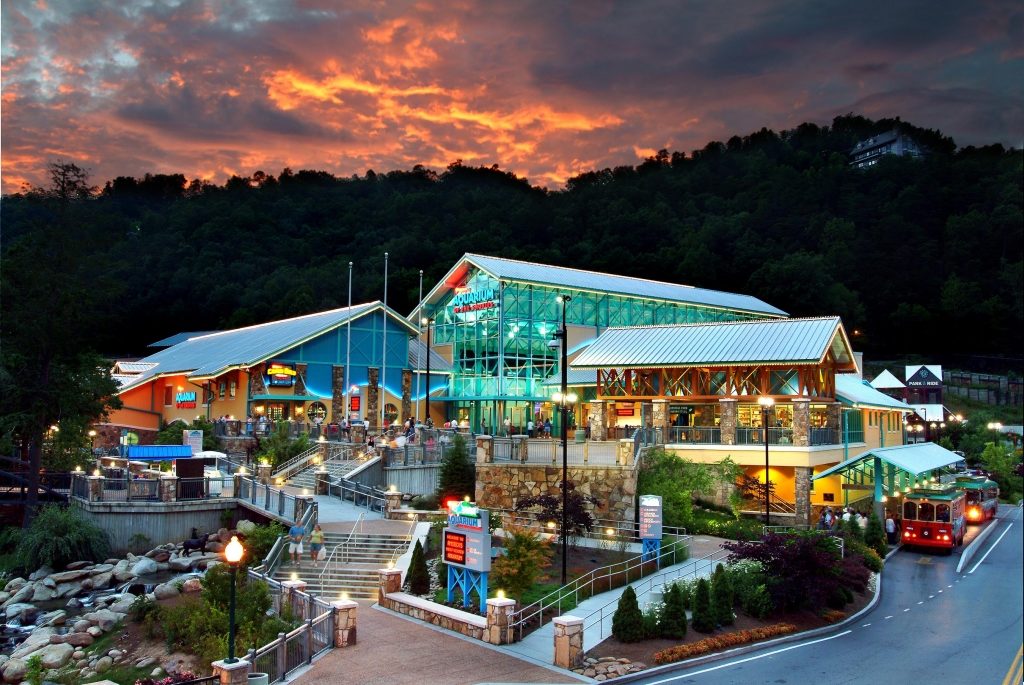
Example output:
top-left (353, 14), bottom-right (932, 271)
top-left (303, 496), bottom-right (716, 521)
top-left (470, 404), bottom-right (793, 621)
top-left (442, 501), bottom-right (491, 572)
top-left (616, 402), bottom-right (635, 417)
top-left (639, 494), bottom-right (663, 540)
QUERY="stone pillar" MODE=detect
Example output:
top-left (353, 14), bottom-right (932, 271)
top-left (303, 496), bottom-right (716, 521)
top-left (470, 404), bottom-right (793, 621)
top-left (485, 597), bottom-right (516, 645)
top-left (378, 568), bottom-right (402, 603)
top-left (792, 398), bottom-right (810, 447)
top-left (159, 475), bottom-right (178, 503)
top-left (401, 369), bottom-right (413, 427)
top-left (385, 491), bottom-right (403, 518)
top-left (317, 438), bottom-right (329, 462)
top-left (552, 615), bottom-right (584, 669)
top-left (256, 463), bottom-right (273, 484)
top-left (719, 399), bottom-right (738, 446)
top-left (617, 439), bottom-right (634, 467)
top-left (605, 400), bottom-right (618, 437)
top-left (642, 401), bottom-right (654, 428)
top-left (588, 401), bottom-right (606, 441)
top-left (351, 423), bottom-right (366, 444)
top-left (294, 362), bottom-right (309, 397)
top-left (211, 658), bottom-right (250, 684)
top-left (826, 402), bottom-right (841, 430)
top-left (516, 436), bottom-right (528, 462)
top-left (476, 435), bottom-right (494, 464)
top-left (652, 400), bottom-right (670, 440)
top-left (88, 475), bottom-right (104, 502)
top-left (315, 469), bottom-right (330, 495)
top-left (281, 579), bottom-right (308, 620)
top-left (330, 599), bottom-right (358, 646)
top-left (794, 466), bottom-right (812, 526)
top-left (367, 367), bottom-right (380, 432)
top-left (332, 365), bottom-right (346, 423)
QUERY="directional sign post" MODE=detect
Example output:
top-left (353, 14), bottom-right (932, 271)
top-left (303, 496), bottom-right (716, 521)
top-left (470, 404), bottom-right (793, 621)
top-left (639, 494), bottom-right (663, 565)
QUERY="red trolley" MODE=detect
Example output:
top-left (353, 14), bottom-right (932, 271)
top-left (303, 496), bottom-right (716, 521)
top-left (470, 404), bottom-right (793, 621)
top-left (901, 483), bottom-right (966, 553)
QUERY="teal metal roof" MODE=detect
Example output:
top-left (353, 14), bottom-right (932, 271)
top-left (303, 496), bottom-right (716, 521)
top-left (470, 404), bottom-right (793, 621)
top-left (416, 254), bottom-right (787, 318)
top-left (117, 302), bottom-right (413, 392)
top-left (813, 443), bottom-right (963, 481)
top-left (126, 445), bottom-right (193, 460)
top-left (571, 317), bottom-right (853, 369)
top-left (835, 374), bottom-right (913, 411)
top-left (541, 368), bottom-right (598, 387)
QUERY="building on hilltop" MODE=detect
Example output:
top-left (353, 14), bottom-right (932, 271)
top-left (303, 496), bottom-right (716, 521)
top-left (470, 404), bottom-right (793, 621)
top-left (849, 130), bottom-right (926, 168)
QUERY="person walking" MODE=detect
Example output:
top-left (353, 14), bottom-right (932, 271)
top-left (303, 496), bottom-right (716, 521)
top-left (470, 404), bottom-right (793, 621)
top-left (503, 417), bottom-right (512, 437)
top-left (288, 520), bottom-right (306, 566)
top-left (309, 523), bottom-right (325, 567)
top-left (527, 418), bottom-right (534, 438)
top-left (885, 511), bottom-right (898, 545)
top-left (543, 418), bottom-right (552, 438)
top-left (481, 418), bottom-right (488, 435)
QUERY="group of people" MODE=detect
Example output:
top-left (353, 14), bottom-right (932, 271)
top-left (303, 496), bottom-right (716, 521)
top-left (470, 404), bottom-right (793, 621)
top-left (817, 506), bottom-right (903, 546)
top-left (288, 521), bottom-right (325, 567)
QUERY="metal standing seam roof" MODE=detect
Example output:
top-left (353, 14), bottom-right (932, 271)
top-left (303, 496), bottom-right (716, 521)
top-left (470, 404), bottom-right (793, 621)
top-left (869, 369), bottom-right (905, 389)
top-left (414, 253), bottom-right (787, 318)
top-left (541, 368), bottom-right (600, 387)
top-left (117, 302), bottom-right (415, 392)
top-left (408, 338), bottom-right (453, 373)
top-left (812, 443), bottom-right (965, 481)
top-left (570, 316), bottom-right (851, 369)
top-left (835, 374), bottom-right (914, 411)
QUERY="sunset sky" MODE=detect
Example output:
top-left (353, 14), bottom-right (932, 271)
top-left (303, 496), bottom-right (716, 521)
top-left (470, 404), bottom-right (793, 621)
top-left (2, 0), bottom-right (1021, 192)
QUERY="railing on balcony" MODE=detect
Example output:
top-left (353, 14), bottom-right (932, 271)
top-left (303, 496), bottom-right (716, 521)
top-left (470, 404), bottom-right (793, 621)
top-left (213, 419), bottom-right (343, 440)
top-left (667, 426), bottom-right (721, 444)
top-left (809, 426), bottom-right (840, 445)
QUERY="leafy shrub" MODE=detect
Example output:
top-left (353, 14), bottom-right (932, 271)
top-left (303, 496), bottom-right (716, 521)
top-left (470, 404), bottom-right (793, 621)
top-left (653, 623), bottom-right (798, 664)
top-left (25, 654), bottom-right (44, 685)
top-left (243, 522), bottom-right (285, 566)
top-left (16, 504), bottom-right (109, 571)
top-left (691, 578), bottom-right (715, 633)
top-left (659, 583), bottom-right (687, 639)
top-left (711, 564), bottom-right (734, 626)
top-left (846, 539), bottom-right (884, 573)
top-left (490, 525), bottom-right (552, 601)
top-left (611, 586), bottom-right (645, 643)
top-left (410, 493), bottom-right (439, 510)
top-left (864, 511), bottom-right (887, 557)
top-left (405, 540), bottom-right (430, 595)
top-left (641, 605), bottom-right (661, 639)
top-left (821, 609), bottom-right (847, 624)
top-left (129, 595), bottom-right (160, 623)
top-left (744, 585), bottom-right (773, 619)
top-left (725, 559), bottom-right (767, 615)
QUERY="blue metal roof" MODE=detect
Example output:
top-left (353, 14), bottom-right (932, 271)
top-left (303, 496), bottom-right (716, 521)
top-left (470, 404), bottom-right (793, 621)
top-left (408, 338), bottom-right (453, 373)
top-left (118, 302), bottom-right (414, 392)
top-left (835, 374), bottom-right (913, 411)
top-left (127, 444), bottom-right (193, 460)
top-left (813, 443), bottom-right (963, 481)
top-left (570, 317), bottom-right (853, 369)
top-left (541, 368), bottom-right (599, 387)
top-left (148, 331), bottom-right (221, 348)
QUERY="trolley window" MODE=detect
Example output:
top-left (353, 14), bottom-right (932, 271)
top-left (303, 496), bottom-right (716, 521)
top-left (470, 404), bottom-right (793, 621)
top-left (936, 504), bottom-right (951, 522)
top-left (918, 502), bottom-right (935, 522)
top-left (903, 501), bottom-right (917, 520)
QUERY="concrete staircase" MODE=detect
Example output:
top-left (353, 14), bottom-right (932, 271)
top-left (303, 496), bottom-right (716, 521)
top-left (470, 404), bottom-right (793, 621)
top-left (272, 530), bottom-right (411, 599)
top-left (286, 459), bottom-right (362, 489)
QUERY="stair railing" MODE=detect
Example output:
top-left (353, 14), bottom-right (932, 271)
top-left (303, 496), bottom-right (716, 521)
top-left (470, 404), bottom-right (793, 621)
top-left (271, 444), bottom-right (322, 481)
top-left (318, 512), bottom-right (365, 595)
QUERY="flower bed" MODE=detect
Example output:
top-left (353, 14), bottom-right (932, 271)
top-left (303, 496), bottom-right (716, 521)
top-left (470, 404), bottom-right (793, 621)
top-left (653, 623), bottom-right (797, 664)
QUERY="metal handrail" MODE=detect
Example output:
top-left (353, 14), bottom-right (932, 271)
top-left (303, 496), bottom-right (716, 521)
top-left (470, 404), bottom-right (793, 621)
top-left (509, 534), bottom-right (691, 640)
top-left (318, 513), bottom-right (365, 595)
top-left (272, 444), bottom-right (323, 480)
top-left (492, 508), bottom-right (687, 542)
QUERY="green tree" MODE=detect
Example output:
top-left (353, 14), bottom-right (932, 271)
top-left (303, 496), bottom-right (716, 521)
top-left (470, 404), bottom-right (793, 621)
top-left (490, 525), bottom-right (553, 600)
top-left (611, 585), bottom-right (645, 643)
top-left (979, 442), bottom-right (1024, 501)
top-left (864, 511), bottom-right (887, 557)
top-left (16, 504), bottom-right (110, 571)
top-left (638, 449), bottom-right (739, 527)
top-left (711, 563), bottom-right (734, 626)
top-left (155, 417), bottom-right (219, 450)
top-left (436, 433), bottom-right (476, 504)
top-left (405, 539), bottom-right (430, 595)
top-left (659, 582), bottom-right (687, 639)
top-left (691, 577), bottom-right (715, 633)
top-left (256, 420), bottom-right (311, 467)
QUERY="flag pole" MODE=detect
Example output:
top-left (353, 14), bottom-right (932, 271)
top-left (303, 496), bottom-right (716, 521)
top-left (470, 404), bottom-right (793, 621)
top-left (381, 252), bottom-right (389, 432)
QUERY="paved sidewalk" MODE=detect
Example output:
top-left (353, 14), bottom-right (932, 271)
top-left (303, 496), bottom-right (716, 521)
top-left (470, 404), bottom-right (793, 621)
top-left (279, 485), bottom-right (385, 525)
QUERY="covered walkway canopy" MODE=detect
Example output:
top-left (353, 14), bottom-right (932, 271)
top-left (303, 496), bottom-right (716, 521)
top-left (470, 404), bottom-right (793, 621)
top-left (813, 442), bottom-right (965, 505)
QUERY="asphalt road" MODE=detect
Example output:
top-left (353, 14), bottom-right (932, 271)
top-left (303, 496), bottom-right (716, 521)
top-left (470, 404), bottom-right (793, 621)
top-left (625, 504), bottom-right (1023, 685)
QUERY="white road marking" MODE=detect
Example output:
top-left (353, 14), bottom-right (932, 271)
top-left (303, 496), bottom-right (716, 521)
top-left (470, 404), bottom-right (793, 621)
top-left (929, 595), bottom-right (934, 599)
top-left (903, 608), bottom-right (910, 612)
top-left (862, 623), bottom-right (871, 627)
top-left (884, 615), bottom-right (893, 620)
top-left (642, 631), bottom-right (854, 683)
top-left (917, 601), bottom-right (923, 605)
top-left (946, 585), bottom-right (952, 588)
top-left (937, 590), bottom-right (942, 593)
top-left (969, 523), bottom-right (1014, 574)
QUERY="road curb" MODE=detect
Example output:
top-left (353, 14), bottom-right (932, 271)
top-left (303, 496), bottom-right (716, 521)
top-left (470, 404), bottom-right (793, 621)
top-left (611, 565), bottom-right (885, 683)
top-left (956, 516), bottom-right (1000, 573)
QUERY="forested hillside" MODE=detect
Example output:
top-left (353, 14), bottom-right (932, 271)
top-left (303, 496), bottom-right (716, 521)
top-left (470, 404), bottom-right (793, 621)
top-left (2, 115), bottom-right (1021, 362)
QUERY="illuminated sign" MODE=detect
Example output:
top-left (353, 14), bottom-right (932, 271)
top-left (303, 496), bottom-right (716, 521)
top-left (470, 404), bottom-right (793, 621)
top-left (442, 503), bottom-right (490, 572)
top-left (443, 530), bottom-right (467, 565)
top-left (267, 362), bottom-right (296, 387)
top-left (175, 391), bottom-right (197, 409)
top-left (616, 402), bottom-right (635, 417)
top-left (450, 287), bottom-right (498, 314)
top-left (639, 494), bottom-right (663, 540)
top-left (350, 396), bottom-right (361, 412)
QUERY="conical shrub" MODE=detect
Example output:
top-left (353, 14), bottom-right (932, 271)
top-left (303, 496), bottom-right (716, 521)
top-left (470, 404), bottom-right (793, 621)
top-left (404, 540), bottom-right (430, 595)
top-left (659, 583), bottom-right (687, 639)
top-left (691, 577), bottom-right (715, 633)
top-left (711, 564), bottom-right (734, 626)
top-left (611, 585), bottom-right (645, 643)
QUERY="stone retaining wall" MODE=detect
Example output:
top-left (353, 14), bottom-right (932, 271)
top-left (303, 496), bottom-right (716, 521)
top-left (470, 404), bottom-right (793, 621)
top-left (475, 463), bottom-right (637, 522)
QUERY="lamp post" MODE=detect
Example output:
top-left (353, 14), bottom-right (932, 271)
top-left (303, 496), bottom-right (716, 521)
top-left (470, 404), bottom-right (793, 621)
top-left (224, 535), bottom-right (245, 663)
top-left (421, 317), bottom-right (434, 425)
top-left (987, 422), bottom-right (1003, 446)
top-left (758, 396), bottom-right (775, 525)
top-left (551, 294), bottom-right (572, 585)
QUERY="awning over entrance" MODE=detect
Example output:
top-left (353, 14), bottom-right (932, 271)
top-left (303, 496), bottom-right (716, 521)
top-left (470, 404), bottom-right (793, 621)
top-left (125, 445), bottom-right (193, 460)
top-left (813, 442), bottom-right (964, 481)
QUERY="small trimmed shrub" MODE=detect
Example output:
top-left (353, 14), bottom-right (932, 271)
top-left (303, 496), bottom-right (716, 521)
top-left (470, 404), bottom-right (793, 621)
top-left (691, 577), bottom-right (715, 633)
top-left (744, 585), bottom-right (773, 619)
top-left (642, 605), bottom-right (661, 639)
top-left (490, 525), bottom-right (552, 600)
top-left (611, 586), bottom-right (645, 643)
top-left (405, 540), bottom-right (430, 595)
top-left (711, 564), bottom-right (734, 626)
top-left (864, 511), bottom-right (887, 557)
top-left (659, 583), bottom-right (687, 639)
top-left (653, 623), bottom-right (798, 664)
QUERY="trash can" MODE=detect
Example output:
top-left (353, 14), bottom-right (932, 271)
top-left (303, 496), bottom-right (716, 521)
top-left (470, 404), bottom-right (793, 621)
top-left (248, 674), bottom-right (269, 685)
top-left (574, 429), bottom-right (586, 444)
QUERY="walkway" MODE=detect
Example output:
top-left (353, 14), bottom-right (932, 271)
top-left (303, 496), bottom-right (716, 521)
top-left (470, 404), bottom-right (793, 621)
top-left (279, 484), bottom-right (386, 529)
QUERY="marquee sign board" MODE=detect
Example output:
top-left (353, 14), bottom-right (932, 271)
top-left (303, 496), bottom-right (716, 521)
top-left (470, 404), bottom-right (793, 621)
top-left (638, 494), bottom-right (663, 540)
top-left (442, 501), bottom-right (491, 573)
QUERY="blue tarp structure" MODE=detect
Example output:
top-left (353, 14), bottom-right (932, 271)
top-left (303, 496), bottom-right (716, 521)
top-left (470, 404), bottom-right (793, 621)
top-left (126, 445), bottom-right (193, 460)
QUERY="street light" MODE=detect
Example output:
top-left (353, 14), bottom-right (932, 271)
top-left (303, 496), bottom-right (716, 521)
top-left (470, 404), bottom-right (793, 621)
top-left (224, 535), bottom-right (245, 663)
top-left (758, 396), bottom-right (775, 525)
top-left (553, 294), bottom-right (572, 585)
top-left (421, 317), bottom-right (434, 426)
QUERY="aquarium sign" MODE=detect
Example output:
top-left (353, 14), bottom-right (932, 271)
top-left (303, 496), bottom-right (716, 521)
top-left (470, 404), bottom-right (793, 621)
top-left (175, 391), bottom-right (197, 409)
top-left (450, 287), bottom-right (498, 314)
top-left (443, 506), bottom-right (490, 572)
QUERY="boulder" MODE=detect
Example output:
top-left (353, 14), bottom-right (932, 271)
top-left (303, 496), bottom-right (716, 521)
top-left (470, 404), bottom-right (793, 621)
top-left (42, 577), bottom-right (57, 588)
top-left (28, 566), bottom-right (54, 581)
top-left (108, 596), bottom-right (136, 614)
top-left (72, 619), bottom-right (91, 632)
top-left (10, 628), bottom-right (55, 659)
top-left (153, 582), bottom-right (180, 600)
top-left (3, 578), bottom-right (27, 592)
top-left (131, 557), bottom-right (158, 576)
top-left (108, 649), bottom-right (123, 659)
top-left (31, 584), bottom-right (57, 602)
top-left (49, 569), bottom-right (91, 584)
top-left (65, 561), bottom-right (92, 571)
top-left (146, 550), bottom-right (171, 563)
top-left (37, 610), bottom-right (67, 626)
top-left (237, 519), bottom-right (256, 533)
top-left (1, 657), bottom-right (26, 683)
top-left (87, 626), bottom-right (103, 637)
top-left (80, 578), bottom-right (94, 590)
top-left (218, 527), bottom-right (230, 540)
top-left (37, 642), bottom-right (74, 669)
top-left (180, 578), bottom-right (202, 593)
top-left (4, 602), bottom-right (36, 623)
top-left (2, 584), bottom-right (33, 608)
top-left (90, 571), bottom-right (113, 590)
top-left (94, 655), bottom-right (113, 673)
top-left (82, 609), bottom-right (122, 632)
top-left (91, 563), bottom-right (114, 574)
top-left (168, 557), bottom-right (194, 572)
top-left (156, 562), bottom-right (170, 572)
top-left (52, 632), bottom-right (94, 647)
top-left (204, 541), bottom-right (225, 553)
top-left (135, 656), bottom-right (156, 668)
top-left (0, 591), bottom-right (8, 604)
top-left (55, 581), bottom-right (83, 599)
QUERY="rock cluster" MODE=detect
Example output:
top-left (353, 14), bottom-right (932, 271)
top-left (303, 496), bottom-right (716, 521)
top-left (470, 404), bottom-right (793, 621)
top-left (572, 656), bottom-right (648, 680)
